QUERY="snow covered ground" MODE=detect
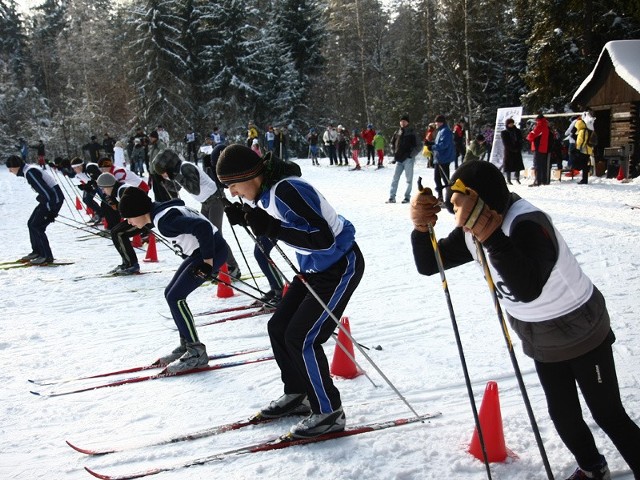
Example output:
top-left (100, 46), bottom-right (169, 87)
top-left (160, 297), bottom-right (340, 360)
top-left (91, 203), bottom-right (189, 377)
top-left (1, 155), bottom-right (639, 480)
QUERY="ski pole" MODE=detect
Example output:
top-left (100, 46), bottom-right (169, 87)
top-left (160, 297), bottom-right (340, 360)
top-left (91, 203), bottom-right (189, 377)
top-left (50, 167), bottom-right (82, 222)
top-left (227, 221), bottom-right (262, 292)
top-left (473, 239), bottom-right (554, 480)
top-left (417, 177), bottom-right (493, 479)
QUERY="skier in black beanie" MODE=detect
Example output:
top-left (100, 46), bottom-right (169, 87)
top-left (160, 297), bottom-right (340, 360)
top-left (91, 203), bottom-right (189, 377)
top-left (410, 160), bottom-right (640, 480)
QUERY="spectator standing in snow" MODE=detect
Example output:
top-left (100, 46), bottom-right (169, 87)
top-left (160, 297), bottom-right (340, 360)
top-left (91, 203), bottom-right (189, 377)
top-left (247, 121), bottom-right (259, 148)
top-left (463, 135), bottom-right (487, 164)
top-left (113, 141), bottom-right (126, 168)
top-left (217, 144), bottom-right (365, 439)
top-left (453, 119), bottom-right (466, 168)
top-left (500, 118), bottom-right (524, 185)
top-left (426, 114), bottom-right (456, 203)
top-left (336, 125), bottom-right (349, 166)
top-left (361, 124), bottom-right (376, 166)
top-left (307, 128), bottom-right (320, 166)
top-left (82, 135), bottom-right (102, 164)
top-left (30, 140), bottom-right (46, 168)
top-left (410, 160), bottom-right (640, 480)
top-left (184, 128), bottom-right (198, 164)
top-left (526, 113), bottom-right (551, 186)
top-left (157, 125), bottom-right (170, 145)
top-left (16, 138), bottom-right (28, 162)
top-left (103, 133), bottom-right (116, 159)
top-left (387, 114), bottom-right (418, 204)
top-left (323, 125), bottom-right (338, 166)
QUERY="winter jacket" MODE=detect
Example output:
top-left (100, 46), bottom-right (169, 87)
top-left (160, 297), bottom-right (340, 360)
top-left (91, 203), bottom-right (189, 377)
top-left (526, 117), bottom-right (550, 154)
top-left (323, 128), bottom-right (338, 146)
top-left (361, 128), bottom-right (376, 146)
top-left (391, 126), bottom-right (417, 163)
top-left (373, 134), bottom-right (385, 151)
top-left (575, 119), bottom-right (594, 156)
top-left (463, 140), bottom-right (486, 163)
top-left (500, 126), bottom-right (525, 173)
top-left (430, 124), bottom-right (456, 165)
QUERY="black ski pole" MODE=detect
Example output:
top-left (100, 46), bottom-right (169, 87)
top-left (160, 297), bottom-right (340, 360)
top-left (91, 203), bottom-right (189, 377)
top-left (417, 177), bottom-right (493, 479)
top-left (50, 167), bottom-right (82, 222)
top-left (473, 239), bottom-right (554, 480)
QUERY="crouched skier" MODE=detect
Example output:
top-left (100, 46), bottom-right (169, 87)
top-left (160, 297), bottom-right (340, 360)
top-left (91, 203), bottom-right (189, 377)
top-left (118, 187), bottom-right (229, 373)
top-left (217, 145), bottom-right (365, 439)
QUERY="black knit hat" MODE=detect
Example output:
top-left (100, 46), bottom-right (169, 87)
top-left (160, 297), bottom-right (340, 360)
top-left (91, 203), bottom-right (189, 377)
top-left (216, 144), bottom-right (265, 185)
top-left (445, 161), bottom-right (510, 215)
top-left (435, 114), bottom-right (446, 123)
top-left (6, 155), bottom-right (23, 168)
top-left (118, 187), bottom-right (152, 218)
top-left (400, 114), bottom-right (410, 122)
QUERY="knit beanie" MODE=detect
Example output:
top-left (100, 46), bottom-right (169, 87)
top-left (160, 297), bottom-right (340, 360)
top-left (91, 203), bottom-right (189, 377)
top-left (400, 114), bottom-right (410, 122)
top-left (6, 155), bottom-right (23, 168)
top-left (445, 161), bottom-right (510, 214)
top-left (216, 144), bottom-right (265, 185)
top-left (118, 187), bottom-right (152, 218)
top-left (97, 172), bottom-right (117, 188)
top-left (435, 114), bottom-right (446, 123)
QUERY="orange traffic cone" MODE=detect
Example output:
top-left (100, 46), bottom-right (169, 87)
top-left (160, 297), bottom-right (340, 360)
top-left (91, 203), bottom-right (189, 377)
top-left (86, 206), bottom-right (94, 217)
top-left (143, 233), bottom-right (158, 262)
top-left (469, 381), bottom-right (508, 463)
top-left (75, 196), bottom-right (83, 210)
top-left (617, 165), bottom-right (625, 181)
top-left (330, 317), bottom-right (361, 379)
top-left (216, 263), bottom-right (234, 298)
top-left (131, 234), bottom-right (143, 248)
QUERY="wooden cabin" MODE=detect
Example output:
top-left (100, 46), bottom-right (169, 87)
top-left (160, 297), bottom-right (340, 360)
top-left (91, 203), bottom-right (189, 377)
top-left (571, 40), bottom-right (640, 177)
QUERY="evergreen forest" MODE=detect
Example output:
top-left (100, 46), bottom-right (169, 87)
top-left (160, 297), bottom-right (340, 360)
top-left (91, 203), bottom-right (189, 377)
top-left (1, 0), bottom-right (639, 158)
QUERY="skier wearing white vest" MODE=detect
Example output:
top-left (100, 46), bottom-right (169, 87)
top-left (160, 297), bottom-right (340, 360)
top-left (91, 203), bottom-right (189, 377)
top-left (409, 161), bottom-right (640, 480)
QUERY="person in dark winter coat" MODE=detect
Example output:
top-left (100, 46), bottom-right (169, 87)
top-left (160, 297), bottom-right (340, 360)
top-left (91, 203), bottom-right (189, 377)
top-left (526, 114), bottom-right (551, 186)
top-left (217, 144), bottom-right (365, 439)
top-left (426, 114), bottom-right (456, 202)
top-left (6, 155), bottom-right (64, 265)
top-left (82, 136), bottom-right (102, 163)
top-left (119, 187), bottom-right (229, 373)
top-left (500, 118), bottom-right (525, 184)
top-left (409, 160), bottom-right (640, 480)
top-left (387, 114), bottom-right (418, 203)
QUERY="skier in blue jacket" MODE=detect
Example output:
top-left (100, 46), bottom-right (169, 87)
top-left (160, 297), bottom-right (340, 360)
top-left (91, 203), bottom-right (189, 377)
top-left (217, 145), bottom-right (365, 439)
top-left (6, 155), bottom-right (63, 264)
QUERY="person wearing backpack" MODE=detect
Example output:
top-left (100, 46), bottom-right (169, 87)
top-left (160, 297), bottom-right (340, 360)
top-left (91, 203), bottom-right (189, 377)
top-left (575, 117), bottom-right (593, 184)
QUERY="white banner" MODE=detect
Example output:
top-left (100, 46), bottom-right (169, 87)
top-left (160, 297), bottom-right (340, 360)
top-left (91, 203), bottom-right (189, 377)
top-left (489, 106), bottom-right (523, 167)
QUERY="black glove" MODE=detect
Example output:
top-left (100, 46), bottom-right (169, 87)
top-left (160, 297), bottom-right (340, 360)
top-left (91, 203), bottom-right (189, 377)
top-left (191, 261), bottom-right (215, 281)
top-left (77, 183), bottom-right (88, 191)
top-left (424, 140), bottom-right (434, 147)
top-left (242, 205), bottom-right (281, 238)
top-left (87, 180), bottom-right (98, 190)
top-left (224, 202), bottom-right (248, 226)
top-left (43, 211), bottom-right (58, 222)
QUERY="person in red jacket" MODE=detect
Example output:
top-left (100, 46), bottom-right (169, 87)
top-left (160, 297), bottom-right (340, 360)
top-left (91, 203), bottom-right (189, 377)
top-left (361, 124), bottom-right (376, 166)
top-left (526, 114), bottom-right (551, 186)
top-left (350, 130), bottom-right (362, 170)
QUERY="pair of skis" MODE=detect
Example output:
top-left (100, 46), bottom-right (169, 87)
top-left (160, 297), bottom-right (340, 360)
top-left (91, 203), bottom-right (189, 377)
top-left (73, 412), bottom-right (441, 479)
top-left (29, 347), bottom-right (273, 397)
top-left (0, 260), bottom-right (74, 270)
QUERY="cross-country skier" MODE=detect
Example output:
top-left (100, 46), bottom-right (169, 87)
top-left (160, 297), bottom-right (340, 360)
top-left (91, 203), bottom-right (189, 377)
top-left (6, 155), bottom-right (63, 265)
top-left (409, 160), bottom-right (640, 480)
top-left (118, 187), bottom-right (229, 373)
top-left (217, 144), bottom-right (365, 439)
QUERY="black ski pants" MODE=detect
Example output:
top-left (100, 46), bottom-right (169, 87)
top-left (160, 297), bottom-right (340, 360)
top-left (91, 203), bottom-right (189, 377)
top-left (535, 335), bottom-right (640, 476)
top-left (267, 244), bottom-right (365, 415)
top-left (110, 220), bottom-right (142, 267)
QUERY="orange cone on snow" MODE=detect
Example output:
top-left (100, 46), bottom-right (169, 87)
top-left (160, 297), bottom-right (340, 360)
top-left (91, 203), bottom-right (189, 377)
top-left (131, 234), bottom-right (143, 248)
top-left (469, 381), bottom-right (508, 463)
top-left (143, 233), bottom-right (158, 263)
top-left (75, 196), bottom-right (83, 210)
top-left (86, 206), bottom-right (94, 217)
top-left (617, 165), bottom-right (625, 181)
top-left (330, 317), bottom-right (361, 379)
top-left (216, 263), bottom-right (234, 298)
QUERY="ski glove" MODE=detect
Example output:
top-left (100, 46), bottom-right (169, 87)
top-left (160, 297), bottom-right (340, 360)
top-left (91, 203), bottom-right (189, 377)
top-left (191, 261), bottom-right (215, 281)
top-left (450, 179), bottom-right (502, 243)
top-left (224, 202), bottom-right (248, 227)
top-left (43, 210), bottom-right (58, 222)
top-left (410, 186), bottom-right (440, 232)
top-left (243, 205), bottom-right (281, 238)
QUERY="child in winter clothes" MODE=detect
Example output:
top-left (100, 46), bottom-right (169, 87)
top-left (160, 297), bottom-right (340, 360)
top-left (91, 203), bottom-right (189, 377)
top-left (251, 138), bottom-right (262, 157)
top-left (119, 187), bottom-right (229, 373)
top-left (410, 160), bottom-right (640, 480)
top-left (217, 145), bottom-right (365, 439)
top-left (373, 132), bottom-right (385, 168)
top-left (350, 130), bottom-right (362, 170)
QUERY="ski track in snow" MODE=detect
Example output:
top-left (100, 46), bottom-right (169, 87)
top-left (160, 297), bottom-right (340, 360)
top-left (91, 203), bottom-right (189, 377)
top-left (1, 156), bottom-right (639, 479)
